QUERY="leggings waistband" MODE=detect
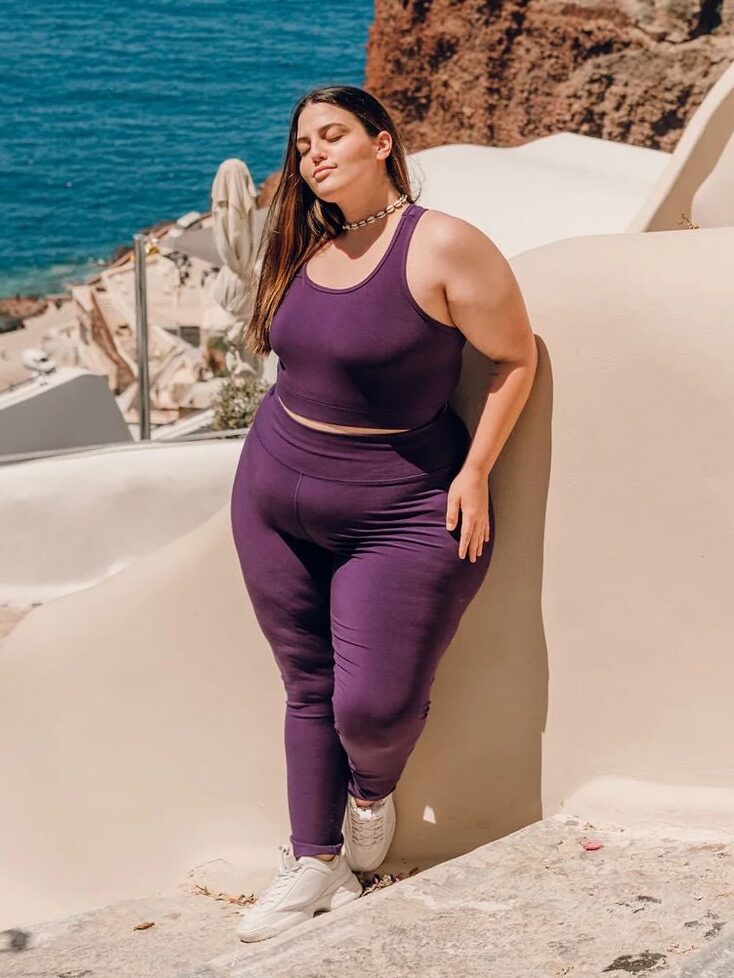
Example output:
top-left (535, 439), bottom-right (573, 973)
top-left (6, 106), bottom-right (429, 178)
top-left (251, 384), bottom-right (469, 484)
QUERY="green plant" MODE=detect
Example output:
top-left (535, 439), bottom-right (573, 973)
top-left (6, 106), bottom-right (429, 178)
top-left (207, 335), bottom-right (229, 354)
top-left (211, 372), bottom-right (270, 431)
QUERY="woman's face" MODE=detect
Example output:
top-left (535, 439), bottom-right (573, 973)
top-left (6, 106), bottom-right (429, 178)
top-left (295, 102), bottom-right (390, 201)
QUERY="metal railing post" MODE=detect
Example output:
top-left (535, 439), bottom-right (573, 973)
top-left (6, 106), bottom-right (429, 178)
top-left (133, 233), bottom-right (151, 440)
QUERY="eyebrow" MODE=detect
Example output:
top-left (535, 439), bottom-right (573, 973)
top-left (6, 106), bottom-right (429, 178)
top-left (295, 122), bottom-right (348, 146)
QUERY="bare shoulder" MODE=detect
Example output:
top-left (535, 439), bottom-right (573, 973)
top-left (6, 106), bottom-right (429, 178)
top-left (415, 206), bottom-right (532, 360)
top-left (416, 207), bottom-right (505, 271)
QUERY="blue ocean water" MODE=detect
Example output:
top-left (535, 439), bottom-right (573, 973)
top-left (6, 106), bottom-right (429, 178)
top-left (0, 0), bottom-right (374, 298)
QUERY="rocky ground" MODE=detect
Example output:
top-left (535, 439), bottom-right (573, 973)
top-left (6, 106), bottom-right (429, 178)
top-left (0, 859), bottom-right (412, 978)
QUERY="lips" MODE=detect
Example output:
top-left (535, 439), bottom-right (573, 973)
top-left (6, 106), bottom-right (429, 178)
top-left (314, 166), bottom-right (335, 178)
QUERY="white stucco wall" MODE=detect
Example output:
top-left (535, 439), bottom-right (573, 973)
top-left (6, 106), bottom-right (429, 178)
top-left (1, 226), bottom-right (732, 929)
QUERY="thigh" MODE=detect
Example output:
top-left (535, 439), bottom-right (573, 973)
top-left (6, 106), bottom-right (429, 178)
top-left (329, 484), bottom-right (493, 720)
top-left (230, 431), bottom-right (335, 693)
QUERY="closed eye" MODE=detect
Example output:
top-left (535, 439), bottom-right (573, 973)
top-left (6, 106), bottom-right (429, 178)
top-left (298, 135), bottom-right (342, 158)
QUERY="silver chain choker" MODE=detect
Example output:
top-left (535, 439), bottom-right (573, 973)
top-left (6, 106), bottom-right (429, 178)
top-left (341, 193), bottom-right (409, 231)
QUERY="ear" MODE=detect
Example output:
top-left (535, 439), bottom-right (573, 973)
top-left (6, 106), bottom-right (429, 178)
top-left (375, 130), bottom-right (393, 161)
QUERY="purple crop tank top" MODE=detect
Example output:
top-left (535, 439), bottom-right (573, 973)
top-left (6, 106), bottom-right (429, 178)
top-left (268, 201), bottom-right (466, 429)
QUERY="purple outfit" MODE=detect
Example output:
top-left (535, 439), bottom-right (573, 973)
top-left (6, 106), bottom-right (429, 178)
top-left (271, 201), bottom-right (466, 429)
top-left (230, 202), bottom-right (495, 857)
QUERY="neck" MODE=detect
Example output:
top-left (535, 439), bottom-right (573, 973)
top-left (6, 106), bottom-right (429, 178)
top-left (340, 192), bottom-right (406, 227)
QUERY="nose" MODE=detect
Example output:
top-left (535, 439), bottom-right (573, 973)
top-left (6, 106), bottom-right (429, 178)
top-left (310, 148), bottom-right (327, 168)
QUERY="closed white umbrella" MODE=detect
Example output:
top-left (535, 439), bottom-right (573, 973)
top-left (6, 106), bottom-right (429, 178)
top-left (208, 158), bottom-right (259, 337)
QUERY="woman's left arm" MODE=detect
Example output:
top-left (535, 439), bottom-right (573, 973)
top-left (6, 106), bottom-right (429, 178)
top-left (437, 215), bottom-right (538, 562)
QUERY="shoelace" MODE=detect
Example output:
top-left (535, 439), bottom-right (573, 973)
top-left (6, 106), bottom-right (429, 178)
top-left (256, 844), bottom-right (303, 907)
top-left (349, 803), bottom-right (385, 843)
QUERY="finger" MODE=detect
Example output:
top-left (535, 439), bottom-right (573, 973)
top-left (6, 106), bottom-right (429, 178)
top-left (446, 493), bottom-right (461, 531)
top-left (460, 511), bottom-right (483, 560)
top-left (458, 522), bottom-right (468, 558)
top-left (471, 529), bottom-right (482, 562)
top-left (459, 519), bottom-right (473, 560)
top-left (472, 524), bottom-right (487, 562)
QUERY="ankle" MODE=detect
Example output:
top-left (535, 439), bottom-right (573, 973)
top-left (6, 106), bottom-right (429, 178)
top-left (353, 795), bottom-right (382, 808)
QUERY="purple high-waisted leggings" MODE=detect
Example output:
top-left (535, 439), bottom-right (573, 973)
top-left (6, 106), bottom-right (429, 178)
top-left (229, 384), bottom-right (495, 858)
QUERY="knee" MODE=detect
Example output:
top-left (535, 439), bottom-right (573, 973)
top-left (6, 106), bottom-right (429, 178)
top-left (272, 638), bottom-right (334, 694)
top-left (277, 652), bottom-right (335, 714)
top-left (333, 691), bottom-right (431, 750)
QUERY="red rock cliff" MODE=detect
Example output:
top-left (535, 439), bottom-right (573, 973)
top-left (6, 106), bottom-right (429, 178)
top-left (364, 0), bottom-right (734, 152)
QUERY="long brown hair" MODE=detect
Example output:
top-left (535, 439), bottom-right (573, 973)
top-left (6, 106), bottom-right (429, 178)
top-left (241, 85), bottom-right (416, 358)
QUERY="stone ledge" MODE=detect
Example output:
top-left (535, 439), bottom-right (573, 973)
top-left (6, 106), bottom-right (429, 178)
top-left (3, 814), bottom-right (732, 978)
top-left (182, 814), bottom-right (734, 978)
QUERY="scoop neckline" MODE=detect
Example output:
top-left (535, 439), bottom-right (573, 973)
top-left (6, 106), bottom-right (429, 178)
top-left (302, 201), bottom-right (415, 294)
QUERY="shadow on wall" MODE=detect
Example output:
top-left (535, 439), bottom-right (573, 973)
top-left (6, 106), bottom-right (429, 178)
top-left (402, 338), bottom-right (552, 861)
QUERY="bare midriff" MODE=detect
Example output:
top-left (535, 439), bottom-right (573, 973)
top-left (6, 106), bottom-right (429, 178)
top-left (277, 395), bottom-right (412, 435)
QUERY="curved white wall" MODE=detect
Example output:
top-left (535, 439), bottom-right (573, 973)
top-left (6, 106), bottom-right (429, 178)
top-left (0, 438), bottom-right (243, 605)
top-left (1, 226), bottom-right (732, 931)
top-left (692, 129), bottom-right (734, 228)
top-left (409, 135), bottom-right (669, 255)
top-left (629, 59), bottom-right (734, 231)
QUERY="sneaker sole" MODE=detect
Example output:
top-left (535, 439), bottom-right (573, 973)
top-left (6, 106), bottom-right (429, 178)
top-left (237, 878), bottom-right (362, 943)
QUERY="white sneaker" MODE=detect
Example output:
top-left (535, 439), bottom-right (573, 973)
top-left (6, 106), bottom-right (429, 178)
top-left (236, 844), bottom-right (363, 943)
top-left (342, 792), bottom-right (397, 872)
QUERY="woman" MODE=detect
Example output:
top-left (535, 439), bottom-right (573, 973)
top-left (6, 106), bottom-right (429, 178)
top-left (230, 84), bottom-right (537, 943)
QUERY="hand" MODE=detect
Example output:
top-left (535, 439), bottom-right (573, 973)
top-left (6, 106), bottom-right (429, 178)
top-left (445, 466), bottom-right (491, 562)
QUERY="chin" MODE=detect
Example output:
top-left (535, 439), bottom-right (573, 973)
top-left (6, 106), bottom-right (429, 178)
top-left (314, 177), bottom-right (344, 197)
top-left (315, 193), bottom-right (342, 207)
top-left (314, 181), bottom-right (339, 195)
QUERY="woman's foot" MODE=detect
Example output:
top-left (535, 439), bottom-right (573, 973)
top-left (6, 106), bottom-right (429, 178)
top-left (236, 843), bottom-right (362, 943)
top-left (342, 791), bottom-right (397, 872)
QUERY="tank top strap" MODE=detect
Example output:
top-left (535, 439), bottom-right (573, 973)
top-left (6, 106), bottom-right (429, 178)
top-left (394, 200), bottom-right (426, 257)
top-left (379, 200), bottom-right (425, 285)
